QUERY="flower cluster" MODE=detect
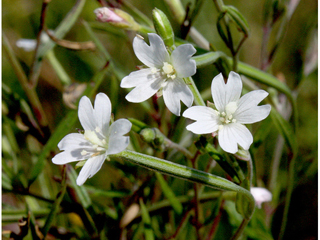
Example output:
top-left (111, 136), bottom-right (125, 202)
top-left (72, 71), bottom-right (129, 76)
top-left (52, 31), bottom-right (271, 186)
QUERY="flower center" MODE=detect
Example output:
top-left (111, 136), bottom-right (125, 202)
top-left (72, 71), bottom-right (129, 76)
top-left (162, 62), bottom-right (176, 79)
top-left (82, 129), bottom-right (108, 155)
top-left (216, 101), bottom-right (237, 130)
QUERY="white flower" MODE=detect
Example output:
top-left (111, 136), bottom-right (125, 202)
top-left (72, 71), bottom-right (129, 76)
top-left (183, 71), bottom-right (271, 154)
top-left (52, 93), bottom-right (132, 185)
top-left (250, 187), bottom-right (272, 208)
top-left (120, 33), bottom-right (196, 116)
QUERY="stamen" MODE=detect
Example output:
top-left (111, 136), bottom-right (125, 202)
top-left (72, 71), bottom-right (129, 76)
top-left (232, 119), bottom-right (237, 123)
top-left (151, 67), bottom-right (158, 74)
top-left (81, 150), bottom-right (88, 156)
top-left (169, 74), bottom-right (176, 79)
top-left (218, 125), bottom-right (224, 130)
top-left (221, 112), bottom-right (226, 117)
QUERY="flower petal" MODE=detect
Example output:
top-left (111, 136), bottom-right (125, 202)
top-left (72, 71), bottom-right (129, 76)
top-left (186, 121), bottom-right (219, 134)
top-left (183, 106), bottom-right (218, 121)
top-left (107, 119), bottom-right (131, 155)
top-left (218, 123), bottom-right (253, 153)
top-left (225, 71), bottom-right (242, 104)
top-left (52, 149), bottom-right (87, 164)
top-left (109, 119), bottom-right (132, 137)
top-left (93, 93), bottom-right (111, 136)
top-left (107, 135), bottom-right (130, 155)
top-left (57, 133), bottom-right (92, 151)
top-left (125, 77), bottom-right (163, 103)
top-left (133, 33), bottom-right (169, 68)
top-left (236, 105), bottom-right (271, 124)
top-left (163, 78), bottom-right (194, 116)
top-left (78, 96), bottom-right (95, 131)
top-left (211, 73), bottom-right (226, 112)
top-left (121, 69), bottom-right (156, 88)
top-left (211, 72), bottom-right (242, 112)
top-left (234, 90), bottom-right (269, 118)
top-left (171, 44), bottom-right (196, 78)
top-left (76, 154), bottom-right (106, 185)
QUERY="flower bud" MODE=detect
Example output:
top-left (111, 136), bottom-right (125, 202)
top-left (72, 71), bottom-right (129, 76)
top-left (94, 7), bottom-right (140, 30)
top-left (152, 8), bottom-right (174, 48)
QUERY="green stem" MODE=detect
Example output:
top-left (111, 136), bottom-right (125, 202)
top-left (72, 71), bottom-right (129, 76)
top-left (2, 33), bottom-right (49, 129)
top-left (278, 153), bottom-right (296, 240)
top-left (114, 150), bottom-right (255, 216)
top-left (231, 218), bottom-right (250, 240)
top-left (46, 50), bottom-right (71, 85)
top-left (185, 76), bottom-right (205, 106)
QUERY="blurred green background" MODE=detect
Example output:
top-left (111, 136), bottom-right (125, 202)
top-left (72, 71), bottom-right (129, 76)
top-left (2, 0), bottom-right (317, 239)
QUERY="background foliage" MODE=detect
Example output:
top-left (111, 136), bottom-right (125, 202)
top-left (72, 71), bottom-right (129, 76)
top-left (2, 0), bottom-right (317, 239)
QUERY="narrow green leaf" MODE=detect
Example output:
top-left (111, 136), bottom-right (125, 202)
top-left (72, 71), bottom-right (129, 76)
top-left (139, 198), bottom-right (155, 240)
top-left (28, 110), bottom-right (77, 186)
top-left (195, 137), bottom-right (242, 183)
top-left (41, 166), bottom-right (67, 237)
top-left (223, 5), bottom-right (250, 36)
top-left (85, 186), bottom-right (130, 198)
top-left (68, 167), bottom-right (92, 209)
top-left (115, 150), bottom-right (255, 220)
top-left (155, 172), bottom-right (183, 214)
top-left (269, 107), bottom-right (297, 157)
top-left (192, 51), bottom-right (228, 68)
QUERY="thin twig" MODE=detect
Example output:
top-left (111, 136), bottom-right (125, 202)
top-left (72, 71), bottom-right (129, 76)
top-left (45, 28), bottom-right (96, 51)
top-left (205, 199), bottom-right (224, 240)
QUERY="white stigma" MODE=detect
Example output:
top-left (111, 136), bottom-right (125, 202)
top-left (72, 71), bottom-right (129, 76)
top-left (162, 62), bottom-right (174, 74)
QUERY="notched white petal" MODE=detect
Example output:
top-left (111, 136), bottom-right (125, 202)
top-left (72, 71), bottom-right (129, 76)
top-left (236, 105), bottom-right (271, 124)
top-left (121, 69), bottom-right (155, 88)
top-left (133, 33), bottom-right (169, 68)
top-left (225, 71), bottom-right (242, 104)
top-left (186, 121), bottom-right (219, 134)
top-left (107, 136), bottom-right (130, 155)
top-left (125, 78), bottom-right (163, 103)
top-left (171, 44), bottom-right (197, 78)
top-left (94, 93), bottom-right (111, 136)
top-left (76, 155), bottom-right (106, 185)
top-left (183, 106), bottom-right (217, 121)
top-left (211, 73), bottom-right (226, 112)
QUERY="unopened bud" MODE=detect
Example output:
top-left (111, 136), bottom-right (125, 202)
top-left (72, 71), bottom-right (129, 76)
top-left (152, 8), bottom-right (174, 48)
top-left (94, 7), bottom-right (139, 30)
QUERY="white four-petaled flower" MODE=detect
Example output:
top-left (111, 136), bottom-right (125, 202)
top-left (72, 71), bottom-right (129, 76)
top-left (121, 33), bottom-right (196, 116)
top-left (183, 71), bottom-right (271, 154)
top-left (251, 187), bottom-right (272, 208)
top-left (52, 93), bottom-right (132, 185)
